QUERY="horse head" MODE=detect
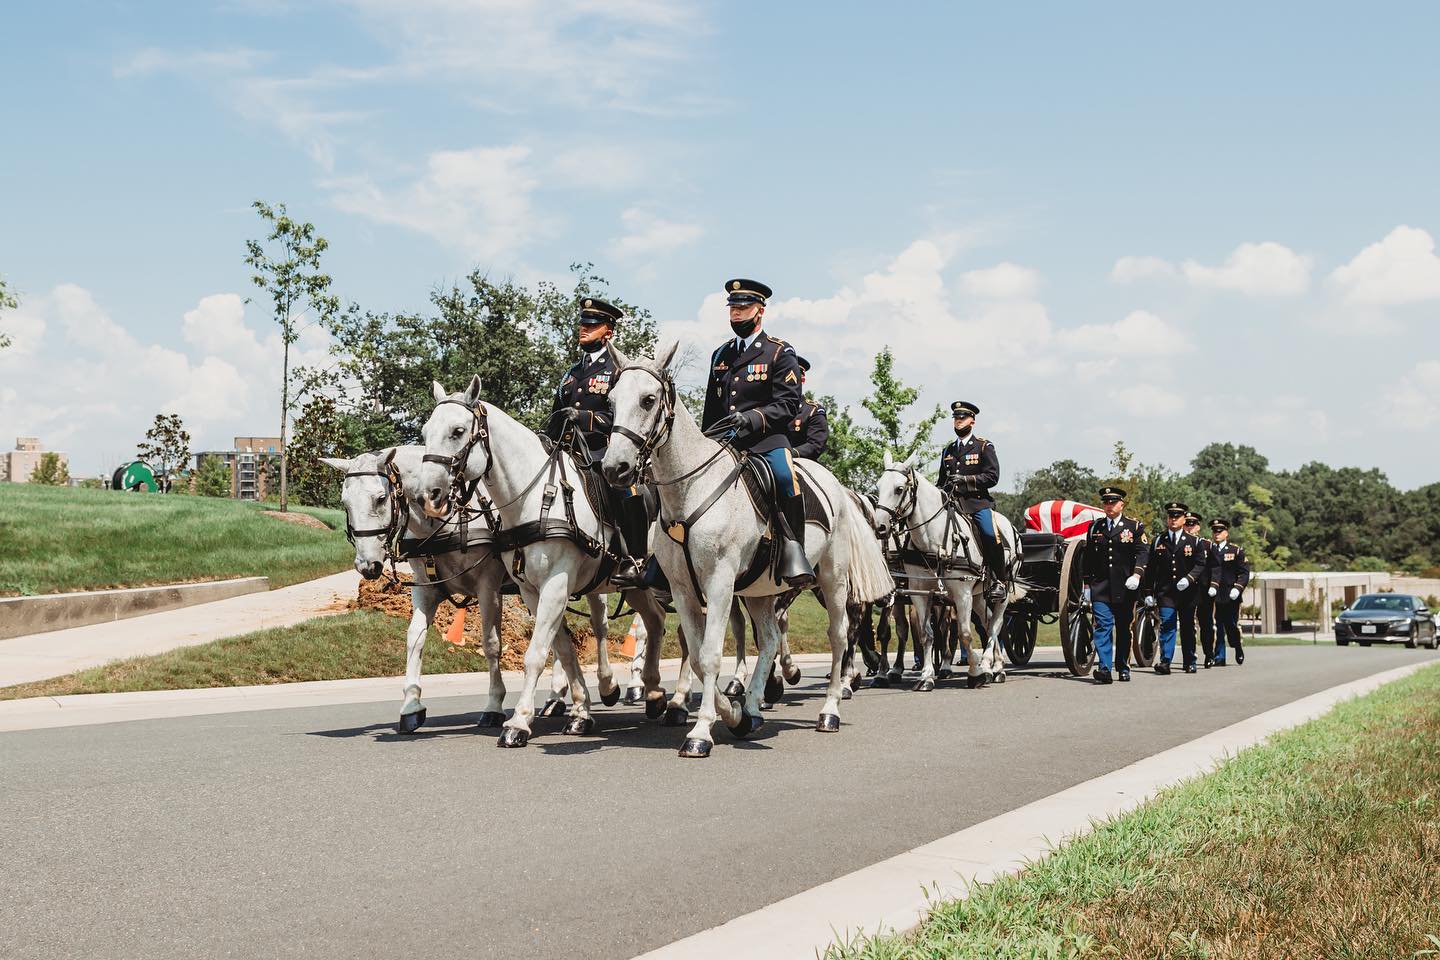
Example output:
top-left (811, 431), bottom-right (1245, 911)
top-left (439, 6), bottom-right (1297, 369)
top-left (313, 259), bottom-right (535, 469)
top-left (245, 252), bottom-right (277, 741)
top-left (601, 339), bottom-right (679, 488)
top-left (323, 448), bottom-right (400, 580)
top-left (873, 449), bottom-right (918, 538)
top-left (418, 374), bottom-right (489, 518)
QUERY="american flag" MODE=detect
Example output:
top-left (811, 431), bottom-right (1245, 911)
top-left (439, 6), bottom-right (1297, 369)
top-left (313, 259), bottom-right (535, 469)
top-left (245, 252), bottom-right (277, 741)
top-left (1025, 499), bottom-right (1105, 541)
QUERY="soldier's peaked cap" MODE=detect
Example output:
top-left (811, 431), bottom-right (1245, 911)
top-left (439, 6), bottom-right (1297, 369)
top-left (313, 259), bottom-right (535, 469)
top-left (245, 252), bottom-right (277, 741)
top-left (796, 356), bottom-right (811, 372)
top-left (1184, 512), bottom-right (1202, 524)
top-left (725, 279), bottom-right (772, 305)
top-left (1211, 518), bottom-right (1231, 531)
top-left (579, 297), bottom-right (623, 325)
top-left (950, 400), bottom-right (980, 417)
top-left (1098, 485), bottom-right (1126, 501)
top-left (1164, 500), bottom-right (1189, 514)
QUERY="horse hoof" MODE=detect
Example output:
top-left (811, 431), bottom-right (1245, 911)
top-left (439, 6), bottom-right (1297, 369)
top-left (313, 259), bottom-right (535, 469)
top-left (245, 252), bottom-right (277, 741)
top-left (886, 672), bottom-right (902, 685)
top-left (497, 727), bottom-right (530, 748)
top-left (723, 679), bottom-right (745, 698)
top-left (600, 686), bottom-right (621, 707)
top-left (663, 706), bottom-right (690, 727)
top-left (784, 665), bottom-right (803, 685)
top-left (870, 675), bottom-right (890, 689)
top-left (913, 678), bottom-right (935, 692)
top-left (968, 672), bottom-right (992, 689)
top-left (679, 738), bottom-right (712, 759)
top-left (841, 686), bottom-right (853, 701)
top-left (764, 671), bottom-right (784, 704)
top-left (815, 712), bottom-right (841, 733)
top-left (728, 712), bottom-right (764, 739)
top-left (563, 716), bottom-right (595, 736)
top-left (397, 709), bottom-right (426, 734)
top-left (537, 698), bottom-right (566, 719)
top-left (475, 711), bottom-right (506, 728)
top-left (994, 672), bottom-right (1007, 684)
top-left (937, 667), bottom-right (953, 680)
top-left (645, 693), bottom-right (668, 720)
top-left (622, 687), bottom-right (643, 705)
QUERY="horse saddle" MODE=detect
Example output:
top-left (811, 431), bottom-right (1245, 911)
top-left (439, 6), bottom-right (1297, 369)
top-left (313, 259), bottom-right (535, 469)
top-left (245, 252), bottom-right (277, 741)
top-left (737, 457), bottom-right (831, 533)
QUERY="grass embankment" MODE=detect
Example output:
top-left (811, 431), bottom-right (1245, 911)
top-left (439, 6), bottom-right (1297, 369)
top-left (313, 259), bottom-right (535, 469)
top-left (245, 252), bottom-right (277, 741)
top-left (0, 592), bottom-right (837, 699)
top-left (829, 663), bottom-right (1440, 960)
top-left (0, 484), bottom-right (351, 595)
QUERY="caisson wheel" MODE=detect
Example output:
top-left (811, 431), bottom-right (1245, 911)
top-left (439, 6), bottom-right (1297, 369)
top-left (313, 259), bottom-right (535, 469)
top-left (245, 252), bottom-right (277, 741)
top-left (1058, 539), bottom-right (1094, 676)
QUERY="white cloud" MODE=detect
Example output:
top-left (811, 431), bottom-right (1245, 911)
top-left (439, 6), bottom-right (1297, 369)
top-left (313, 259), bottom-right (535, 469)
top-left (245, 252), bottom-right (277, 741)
top-left (325, 145), bottom-right (544, 261)
top-left (548, 145), bottom-right (646, 191)
top-left (1329, 225), bottom-right (1440, 306)
top-left (609, 207), bottom-right (703, 261)
top-left (959, 262), bottom-right (1041, 300)
top-left (1181, 241), bottom-right (1312, 296)
top-left (114, 47), bottom-right (270, 78)
top-left (1110, 255), bottom-right (1178, 283)
top-left (1379, 361), bottom-right (1440, 430)
top-left (0, 302), bottom-right (47, 358)
top-left (1109, 383), bottom-right (1185, 418)
top-left (1056, 310), bottom-right (1188, 355)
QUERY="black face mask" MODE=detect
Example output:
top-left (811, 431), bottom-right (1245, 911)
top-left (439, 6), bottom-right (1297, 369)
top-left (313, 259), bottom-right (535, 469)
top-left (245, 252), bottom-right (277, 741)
top-left (954, 424), bottom-right (973, 439)
top-left (729, 316), bottom-right (759, 339)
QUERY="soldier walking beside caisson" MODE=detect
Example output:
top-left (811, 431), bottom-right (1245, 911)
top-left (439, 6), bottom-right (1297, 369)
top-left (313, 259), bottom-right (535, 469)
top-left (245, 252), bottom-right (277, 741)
top-left (1142, 501), bottom-right (1206, 675)
top-left (1181, 511), bottom-right (1218, 669)
top-left (1209, 519), bottom-right (1251, 665)
top-left (1083, 486), bottom-right (1150, 684)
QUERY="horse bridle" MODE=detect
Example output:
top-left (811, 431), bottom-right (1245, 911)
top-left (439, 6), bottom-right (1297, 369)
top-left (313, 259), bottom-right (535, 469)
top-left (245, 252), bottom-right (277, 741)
top-left (422, 398), bottom-right (495, 504)
top-left (342, 454), bottom-right (407, 554)
top-left (874, 465), bottom-right (919, 532)
top-left (607, 363), bottom-right (677, 482)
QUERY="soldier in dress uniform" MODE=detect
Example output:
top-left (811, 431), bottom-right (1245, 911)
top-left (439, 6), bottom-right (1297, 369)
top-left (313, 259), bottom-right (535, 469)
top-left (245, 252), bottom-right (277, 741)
top-left (785, 357), bottom-right (829, 460)
top-left (937, 401), bottom-right (1005, 599)
top-left (546, 296), bottom-right (647, 588)
top-left (700, 278), bottom-right (813, 587)
top-left (1082, 486), bottom-right (1150, 684)
top-left (1182, 511), bottom-right (1219, 668)
top-left (1209, 519), bottom-right (1251, 665)
top-left (1142, 501), bottom-right (1206, 674)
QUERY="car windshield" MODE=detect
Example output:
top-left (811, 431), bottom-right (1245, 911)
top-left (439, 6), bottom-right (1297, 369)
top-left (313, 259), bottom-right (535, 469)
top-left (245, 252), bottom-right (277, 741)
top-left (1352, 595), bottom-right (1411, 612)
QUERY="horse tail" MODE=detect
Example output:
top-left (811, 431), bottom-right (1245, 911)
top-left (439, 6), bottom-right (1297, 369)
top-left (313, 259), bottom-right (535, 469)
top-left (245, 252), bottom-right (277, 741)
top-left (839, 489), bottom-right (895, 604)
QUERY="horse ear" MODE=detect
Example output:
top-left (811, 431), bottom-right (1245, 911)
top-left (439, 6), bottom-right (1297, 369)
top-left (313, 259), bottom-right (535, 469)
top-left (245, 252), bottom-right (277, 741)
top-left (382, 448), bottom-right (397, 466)
top-left (883, 449), bottom-right (894, 469)
top-left (656, 339), bottom-right (679, 373)
top-left (319, 457), bottom-right (350, 473)
top-left (605, 341), bottom-right (626, 369)
top-left (901, 451), bottom-right (917, 470)
top-left (464, 374), bottom-right (483, 403)
top-left (432, 380), bottom-right (447, 402)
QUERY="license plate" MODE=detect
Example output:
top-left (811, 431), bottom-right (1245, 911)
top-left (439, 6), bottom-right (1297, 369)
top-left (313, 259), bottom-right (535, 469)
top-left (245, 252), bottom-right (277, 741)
top-left (1360, 625), bottom-right (1377, 634)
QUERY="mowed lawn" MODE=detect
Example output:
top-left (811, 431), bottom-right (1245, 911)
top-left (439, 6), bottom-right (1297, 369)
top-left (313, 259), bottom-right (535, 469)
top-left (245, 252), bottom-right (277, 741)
top-left (829, 663), bottom-right (1440, 960)
top-left (0, 483), bottom-right (353, 595)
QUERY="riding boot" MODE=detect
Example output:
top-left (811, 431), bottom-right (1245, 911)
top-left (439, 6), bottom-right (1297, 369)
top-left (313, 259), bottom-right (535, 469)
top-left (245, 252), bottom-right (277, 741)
top-left (607, 493), bottom-right (650, 590)
top-left (778, 493), bottom-right (816, 588)
top-left (981, 534), bottom-right (1007, 601)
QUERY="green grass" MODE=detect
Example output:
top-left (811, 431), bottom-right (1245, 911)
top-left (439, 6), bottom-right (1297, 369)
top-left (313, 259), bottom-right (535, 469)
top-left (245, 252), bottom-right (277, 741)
top-left (0, 483), bottom-right (352, 595)
top-left (828, 663), bottom-right (1440, 960)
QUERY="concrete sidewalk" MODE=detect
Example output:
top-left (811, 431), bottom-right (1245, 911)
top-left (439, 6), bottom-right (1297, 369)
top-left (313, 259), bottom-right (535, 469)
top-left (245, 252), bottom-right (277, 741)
top-left (0, 570), bottom-right (360, 689)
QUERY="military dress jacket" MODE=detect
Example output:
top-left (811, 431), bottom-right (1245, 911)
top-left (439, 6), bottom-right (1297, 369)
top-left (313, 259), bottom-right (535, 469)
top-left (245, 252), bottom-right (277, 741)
top-left (547, 350), bottom-right (617, 462)
top-left (1144, 529), bottom-right (1207, 608)
top-left (1212, 542), bottom-right (1251, 597)
top-left (1191, 538), bottom-right (1217, 598)
top-left (701, 332), bottom-right (804, 454)
top-left (786, 401), bottom-right (829, 460)
top-left (1083, 515), bottom-right (1151, 605)
top-left (937, 436), bottom-right (998, 513)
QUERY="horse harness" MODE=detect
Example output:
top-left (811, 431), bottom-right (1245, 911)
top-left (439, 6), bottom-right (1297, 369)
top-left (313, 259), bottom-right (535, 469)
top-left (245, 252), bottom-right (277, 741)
top-left (878, 466), bottom-right (983, 586)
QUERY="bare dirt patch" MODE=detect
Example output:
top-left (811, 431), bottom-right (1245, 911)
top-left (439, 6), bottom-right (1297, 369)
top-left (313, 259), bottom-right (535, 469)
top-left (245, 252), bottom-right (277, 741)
top-left (352, 577), bottom-right (632, 670)
top-left (262, 510), bottom-right (331, 531)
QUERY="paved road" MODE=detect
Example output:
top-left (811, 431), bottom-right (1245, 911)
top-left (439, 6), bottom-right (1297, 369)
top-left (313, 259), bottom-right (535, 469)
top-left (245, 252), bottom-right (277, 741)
top-left (3, 644), bottom-right (1433, 960)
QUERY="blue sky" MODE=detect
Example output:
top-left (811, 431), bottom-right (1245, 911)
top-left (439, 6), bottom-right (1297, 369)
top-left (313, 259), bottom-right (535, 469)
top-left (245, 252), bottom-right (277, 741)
top-left (3, 1), bottom-right (1438, 489)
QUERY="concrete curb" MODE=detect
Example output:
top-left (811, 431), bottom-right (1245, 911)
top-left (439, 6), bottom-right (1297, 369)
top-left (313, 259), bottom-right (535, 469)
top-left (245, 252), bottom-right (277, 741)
top-left (0, 577), bottom-right (270, 640)
top-left (0, 653), bottom-right (837, 732)
top-left (628, 659), bottom-right (1436, 960)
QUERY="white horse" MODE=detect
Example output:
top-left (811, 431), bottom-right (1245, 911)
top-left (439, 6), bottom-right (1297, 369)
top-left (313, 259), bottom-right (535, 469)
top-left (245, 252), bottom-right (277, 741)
top-left (417, 377), bottom-right (674, 747)
top-left (600, 341), bottom-right (893, 758)
top-left (872, 450), bottom-right (1024, 689)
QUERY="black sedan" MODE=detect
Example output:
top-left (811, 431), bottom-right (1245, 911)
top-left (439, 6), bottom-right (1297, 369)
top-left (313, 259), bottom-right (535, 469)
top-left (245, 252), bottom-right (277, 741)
top-left (1334, 594), bottom-right (1437, 649)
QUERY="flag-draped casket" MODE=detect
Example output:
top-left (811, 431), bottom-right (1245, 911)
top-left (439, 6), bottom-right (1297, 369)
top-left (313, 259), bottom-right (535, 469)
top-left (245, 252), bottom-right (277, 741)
top-left (1024, 499), bottom-right (1104, 542)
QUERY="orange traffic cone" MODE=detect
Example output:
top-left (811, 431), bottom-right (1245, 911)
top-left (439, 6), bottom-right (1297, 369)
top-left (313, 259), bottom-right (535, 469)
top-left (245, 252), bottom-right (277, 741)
top-left (446, 607), bottom-right (468, 646)
top-left (620, 613), bottom-right (642, 658)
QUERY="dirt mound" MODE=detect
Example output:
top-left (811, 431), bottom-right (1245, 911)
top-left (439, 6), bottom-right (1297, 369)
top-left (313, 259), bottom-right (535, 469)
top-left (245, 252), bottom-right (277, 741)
top-left (353, 577), bottom-right (632, 670)
top-left (263, 510), bottom-right (331, 530)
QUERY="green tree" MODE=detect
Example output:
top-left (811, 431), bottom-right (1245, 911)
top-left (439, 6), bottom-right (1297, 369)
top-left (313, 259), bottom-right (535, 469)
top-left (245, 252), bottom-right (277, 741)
top-left (245, 201), bottom-right (340, 512)
top-left (1189, 442), bottom-right (1270, 517)
top-left (0, 275), bottom-right (17, 350)
top-left (287, 396), bottom-right (348, 509)
top-left (1000, 458), bottom-right (1102, 525)
top-left (1231, 481), bottom-right (1291, 571)
top-left (316, 264), bottom-right (655, 441)
top-left (819, 347), bottom-right (944, 492)
top-left (194, 454), bottom-right (233, 498)
top-left (136, 413), bottom-right (192, 493)
top-left (28, 452), bottom-right (69, 486)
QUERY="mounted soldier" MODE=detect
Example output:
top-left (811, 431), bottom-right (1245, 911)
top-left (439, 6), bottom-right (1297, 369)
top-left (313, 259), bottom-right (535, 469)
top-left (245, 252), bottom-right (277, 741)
top-left (785, 356), bottom-right (829, 460)
top-left (700, 278), bottom-right (813, 587)
top-left (937, 400), bottom-right (1005, 600)
top-left (546, 296), bottom-right (648, 589)
top-left (1082, 485), bottom-right (1149, 684)
top-left (1142, 500), bottom-right (1206, 674)
top-left (1209, 518), bottom-right (1251, 665)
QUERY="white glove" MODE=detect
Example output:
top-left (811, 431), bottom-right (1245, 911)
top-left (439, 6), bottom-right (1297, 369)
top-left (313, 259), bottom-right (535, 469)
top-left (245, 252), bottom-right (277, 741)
top-left (1208, 586), bottom-right (1217, 598)
top-left (1144, 595), bottom-right (1156, 608)
top-left (1082, 586), bottom-right (1091, 603)
top-left (1125, 574), bottom-right (1140, 591)
top-left (1176, 577), bottom-right (1190, 591)
top-left (1229, 587), bottom-right (1240, 601)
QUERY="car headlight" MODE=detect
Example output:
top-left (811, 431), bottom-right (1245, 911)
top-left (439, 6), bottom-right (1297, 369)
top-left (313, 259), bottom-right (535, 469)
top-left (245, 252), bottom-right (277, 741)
top-left (1333, 619), bottom-right (1344, 628)
top-left (1393, 620), bottom-right (1412, 633)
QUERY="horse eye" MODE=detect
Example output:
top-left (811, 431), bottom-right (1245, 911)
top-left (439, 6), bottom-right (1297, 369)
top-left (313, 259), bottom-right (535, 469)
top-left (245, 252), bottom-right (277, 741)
top-left (640, 395), bottom-right (656, 409)
top-left (374, 495), bottom-right (387, 507)
top-left (451, 428), bottom-right (464, 439)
